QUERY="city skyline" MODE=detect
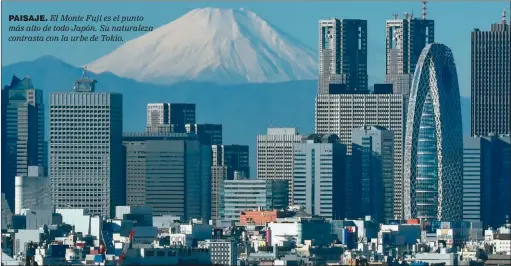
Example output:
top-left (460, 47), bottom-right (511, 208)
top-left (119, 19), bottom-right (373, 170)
top-left (2, 1), bottom-right (510, 97)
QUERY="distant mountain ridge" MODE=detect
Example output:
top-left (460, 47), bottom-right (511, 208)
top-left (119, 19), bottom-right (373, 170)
top-left (2, 56), bottom-right (471, 177)
top-left (87, 8), bottom-right (318, 85)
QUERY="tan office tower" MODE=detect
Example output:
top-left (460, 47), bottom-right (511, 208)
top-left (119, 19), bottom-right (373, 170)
top-left (257, 128), bottom-right (302, 204)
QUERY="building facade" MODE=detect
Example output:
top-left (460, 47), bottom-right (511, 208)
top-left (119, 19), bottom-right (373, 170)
top-left (122, 132), bottom-right (211, 220)
top-left (403, 43), bottom-right (463, 221)
top-left (211, 144), bottom-right (250, 220)
top-left (318, 19), bottom-right (368, 94)
top-left (463, 136), bottom-right (510, 228)
top-left (186, 123), bottom-right (222, 146)
top-left (385, 13), bottom-right (435, 95)
top-left (219, 179), bottom-right (288, 223)
top-left (257, 128), bottom-right (303, 204)
top-left (315, 93), bottom-right (406, 218)
top-left (209, 239), bottom-right (238, 266)
top-left (15, 166), bottom-right (51, 215)
top-left (292, 134), bottom-right (346, 220)
top-left (352, 126), bottom-right (394, 223)
top-left (49, 71), bottom-right (124, 217)
top-left (471, 22), bottom-right (510, 136)
top-left (1, 76), bottom-right (45, 210)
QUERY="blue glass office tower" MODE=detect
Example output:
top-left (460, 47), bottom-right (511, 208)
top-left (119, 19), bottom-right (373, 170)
top-left (403, 43), bottom-right (463, 221)
top-left (1, 76), bottom-right (45, 210)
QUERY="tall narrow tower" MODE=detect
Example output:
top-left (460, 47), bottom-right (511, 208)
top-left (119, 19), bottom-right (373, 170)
top-left (1, 76), bottom-right (45, 210)
top-left (318, 18), bottom-right (368, 94)
top-left (385, 3), bottom-right (434, 96)
top-left (471, 9), bottom-right (510, 136)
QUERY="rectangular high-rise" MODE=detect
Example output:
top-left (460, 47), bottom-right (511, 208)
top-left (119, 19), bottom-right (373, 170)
top-left (1, 76), bottom-right (45, 210)
top-left (385, 13), bottom-right (434, 95)
top-left (471, 23), bottom-right (510, 136)
top-left (352, 126), bottom-right (394, 223)
top-left (211, 144), bottom-right (250, 220)
top-left (123, 132), bottom-right (211, 220)
top-left (463, 136), bottom-right (510, 228)
top-left (49, 72), bottom-right (124, 218)
top-left (318, 19), bottom-right (368, 94)
top-left (293, 134), bottom-right (346, 220)
top-left (315, 93), bottom-right (406, 219)
top-left (169, 103), bottom-right (196, 133)
top-left (257, 128), bottom-right (303, 204)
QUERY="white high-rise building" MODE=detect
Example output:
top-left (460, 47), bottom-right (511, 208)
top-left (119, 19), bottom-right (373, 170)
top-left (293, 134), bottom-right (346, 220)
top-left (147, 103), bottom-right (169, 127)
top-left (50, 70), bottom-right (124, 218)
top-left (315, 93), bottom-right (406, 218)
top-left (257, 128), bottom-right (302, 204)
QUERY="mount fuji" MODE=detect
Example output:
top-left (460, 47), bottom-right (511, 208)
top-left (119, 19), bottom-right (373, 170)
top-left (87, 8), bottom-right (318, 85)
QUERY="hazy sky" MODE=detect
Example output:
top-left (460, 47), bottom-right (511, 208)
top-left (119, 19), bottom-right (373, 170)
top-left (2, 1), bottom-right (510, 96)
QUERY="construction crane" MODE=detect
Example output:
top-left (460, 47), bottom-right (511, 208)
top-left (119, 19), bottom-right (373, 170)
top-left (118, 230), bottom-right (135, 265)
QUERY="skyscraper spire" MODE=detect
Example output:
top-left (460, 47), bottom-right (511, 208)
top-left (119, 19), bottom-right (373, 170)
top-left (502, 8), bottom-right (507, 24)
top-left (422, 0), bottom-right (428, 20)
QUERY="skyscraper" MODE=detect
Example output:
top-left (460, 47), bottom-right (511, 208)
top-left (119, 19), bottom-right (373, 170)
top-left (403, 43), bottom-right (463, 221)
top-left (385, 8), bottom-right (434, 95)
top-left (318, 19), bottom-right (367, 94)
top-left (471, 18), bottom-right (510, 136)
top-left (293, 134), bottom-right (346, 220)
top-left (50, 70), bottom-right (124, 217)
top-left (463, 136), bottom-right (510, 228)
top-left (352, 126), bottom-right (394, 223)
top-left (169, 103), bottom-right (196, 133)
top-left (1, 76), bottom-right (45, 210)
top-left (146, 103), bottom-right (196, 133)
top-left (123, 132), bottom-right (211, 220)
top-left (315, 92), bottom-right (406, 218)
top-left (211, 144), bottom-right (250, 220)
top-left (186, 123), bottom-right (223, 146)
top-left (257, 128), bottom-right (303, 204)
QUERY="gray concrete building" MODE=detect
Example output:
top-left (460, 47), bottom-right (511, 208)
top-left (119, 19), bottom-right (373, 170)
top-left (293, 134), bottom-right (346, 220)
top-left (315, 93), bottom-right (406, 219)
top-left (471, 22), bottom-right (510, 136)
top-left (352, 126), bottom-right (394, 223)
top-left (123, 132), bottom-right (211, 220)
top-left (384, 11), bottom-right (434, 95)
top-left (49, 70), bottom-right (124, 218)
top-left (318, 19), bottom-right (368, 94)
top-left (15, 166), bottom-right (50, 215)
top-left (463, 136), bottom-right (511, 228)
top-left (1, 76), bottom-right (45, 210)
top-left (257, 128), bottom-right (303, 205)
top-left (219, 179), bottom-right (288, 223)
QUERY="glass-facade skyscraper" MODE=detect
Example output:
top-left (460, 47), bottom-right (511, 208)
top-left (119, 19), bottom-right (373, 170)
top-left (403, 43), bottom-right (463, 221)
top-left (49, 70), bottom-right (124, 218)
top-left (471, 22), bottom-right (510, 136)
top-left (1, 76), bottom-right (45, 211)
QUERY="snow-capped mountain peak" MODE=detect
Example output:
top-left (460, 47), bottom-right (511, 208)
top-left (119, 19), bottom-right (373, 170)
top-left (87, 7), bottom-right (318, 85)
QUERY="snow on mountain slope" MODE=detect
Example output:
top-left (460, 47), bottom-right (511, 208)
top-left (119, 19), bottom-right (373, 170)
top-left (87, 8), bottom-right (318, 85)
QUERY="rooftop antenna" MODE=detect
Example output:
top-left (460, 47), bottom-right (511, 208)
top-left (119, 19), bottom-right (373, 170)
top-left (422, 0), bottom-right (428, 20)
top-left (502, 8), bottom-right (507, 24)
top-left (393, 13), bottom-right (399, 19)
top-left (83, 65), bottom-right (89, 79)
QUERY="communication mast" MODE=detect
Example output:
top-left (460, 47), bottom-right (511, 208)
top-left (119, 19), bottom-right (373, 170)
top-left (422, 0), bottom-right (428, 20)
